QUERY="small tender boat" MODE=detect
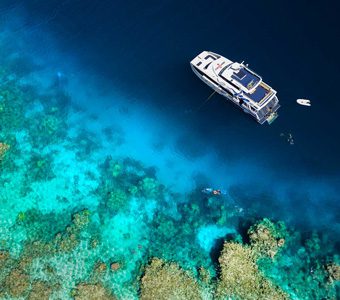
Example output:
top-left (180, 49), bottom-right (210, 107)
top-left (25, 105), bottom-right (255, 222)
top-left (297, 99), bottom-right (311, 106)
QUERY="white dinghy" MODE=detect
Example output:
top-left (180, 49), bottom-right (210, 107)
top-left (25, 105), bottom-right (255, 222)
top-left (297, 99), bottom-right (311, 106)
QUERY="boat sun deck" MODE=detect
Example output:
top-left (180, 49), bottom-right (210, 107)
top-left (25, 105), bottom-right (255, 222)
top-left (246, 82), bottom-right (272, 104)
top-left (220, 64), bottom-right (260, 90)
top-left (219, 63), bottom-right (273, 105)
top-left (230, 67), bottom-right (260, 90)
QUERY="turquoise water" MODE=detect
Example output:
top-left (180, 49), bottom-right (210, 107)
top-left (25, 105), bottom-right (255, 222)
top-left (0, 2), bottom-right (339, 299)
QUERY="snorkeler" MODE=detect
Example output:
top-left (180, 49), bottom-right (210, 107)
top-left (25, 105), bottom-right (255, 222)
top-left (202, 188), bottom-right (227, 196)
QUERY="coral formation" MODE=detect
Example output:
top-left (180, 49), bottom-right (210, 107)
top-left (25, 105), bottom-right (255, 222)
top-left (0, 142), bottom-right (10, 159)
top-left (138, 177), bottom-right (162, 198)
top-left (106, 189), bottom-right (130, 213)
top-left (18, 209), bottom-right (92, 261)
top-left (325, 262), bottom-right (340, 283)
top-left (255, 229), bottom-right (339, 299)
top-left (110, 262), bottom-right (120, 271)
top-left (140, 258), bottom-right (202, 300)
top-left (0, 82), bottom-right (26, 131)
top-left (93, 261), bottom-right (107, 273)
top-left (28, 280), bottom-right (54, 300)
top-left (248, 218), bottom-right (288, 258)
top-left (3, 268), bottom-right (30, 298)
top-left (72, 283), bottom-right (116, 300)
top-left (216, 242), bottom-right (288, 300)
top-left (40, 114), bottom-right (62, 136)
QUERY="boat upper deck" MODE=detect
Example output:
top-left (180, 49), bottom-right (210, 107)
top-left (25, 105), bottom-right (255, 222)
top-left (245, 83), bottom-right (271, 103)
top-left (231, 67), bottom-right (260, 90)
top-left (218, 62), bottom-right (273, 105)
top-left (219, 63), bottom-right (261, 91)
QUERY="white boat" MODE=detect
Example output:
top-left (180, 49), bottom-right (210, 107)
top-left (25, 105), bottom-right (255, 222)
top-left (297, 99), bottom-right (311, 106)
top-left (190, 51), bottom-right (280, 124)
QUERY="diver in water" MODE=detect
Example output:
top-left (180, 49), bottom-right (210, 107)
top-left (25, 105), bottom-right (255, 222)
top-left (201, 187), bottom-right (227, 196)
top-left (53, 71), bottom-right (68, 89)
top-left (287, 133), bottom-right (294, 145)
top-left (280, 132), bottom-right (294, 145)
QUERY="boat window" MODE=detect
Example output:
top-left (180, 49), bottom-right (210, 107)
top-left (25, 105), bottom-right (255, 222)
top-left (219, 65), bottom-right (228, 75)
top-left (197, 61), bottom-right (202, 66)
top-left (204, 62), bottom-right (213, 69)
top-left (204, 54), bottom-right (216, 60)
top-left (234, 69), bottom-right (246, 79)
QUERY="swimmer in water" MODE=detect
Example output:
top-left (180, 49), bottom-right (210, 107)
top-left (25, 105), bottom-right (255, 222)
top-left (202, 188), bottom-right (227, 196)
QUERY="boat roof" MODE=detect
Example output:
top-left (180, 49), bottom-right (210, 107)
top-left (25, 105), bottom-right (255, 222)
top-left (245, 83), bottom-right (271, 103)
top-left (219, 63), bottom-right (261, 91)
top-left (217, 62), bottom-right (273, 105)
top-left (232, 67), bottom-right (260, 89)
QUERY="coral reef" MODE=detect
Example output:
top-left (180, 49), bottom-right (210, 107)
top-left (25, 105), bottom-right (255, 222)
top-left (0, 208), bottom-right (95, 298)
top-left (28, 280), bottom-right (54, 300)
top-left (325, 262), bottom-right (340, 283)
top-left (0, 49), bottom-right (338, 300)
top-left (40, 114), bottom-right (62, 136)
top-left (216, 242), bottom-right (288, 300)
top-left (54, 209), bottom-right (91, 252)
top-left (0, 81), bottom-right (26, 131)
top-left (3, 268), bottom-right (30, 298)
top-left (148, 211), bottom-right (210, 271)
top-left (138, 177), bottom-right (163, 199)
top-left (110, 262), bottom-right (120, 271)
top-left (106, 189), bottom-right (130, 213)
top-left (248, 218), bottom-right (288, 258)
top-left (73, 129), bottom-right (102, 160)
top-left (17, 209), bottom-right (92, 263)
top-left (140, 258), bottom-right (202, 300)
top-left (72, 283), bottom-right (116, 300)
top-left (0, 142), bottom-right (10, 159)
top-left (0, 252), bottom-right (58, 299)
top-left (256, 229), bottom-right (339, 299)
top-left (93, 261), bottom-right (107, 274)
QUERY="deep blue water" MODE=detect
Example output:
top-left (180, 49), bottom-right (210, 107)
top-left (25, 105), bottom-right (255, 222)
top-left (2, 0), bottom-right (339, 239)
top-left (19, 0), bottom-right (340, 172)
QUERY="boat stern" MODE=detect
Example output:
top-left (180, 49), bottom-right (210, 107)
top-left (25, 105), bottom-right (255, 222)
top-left (266, 111), bottom-right (279, 124)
